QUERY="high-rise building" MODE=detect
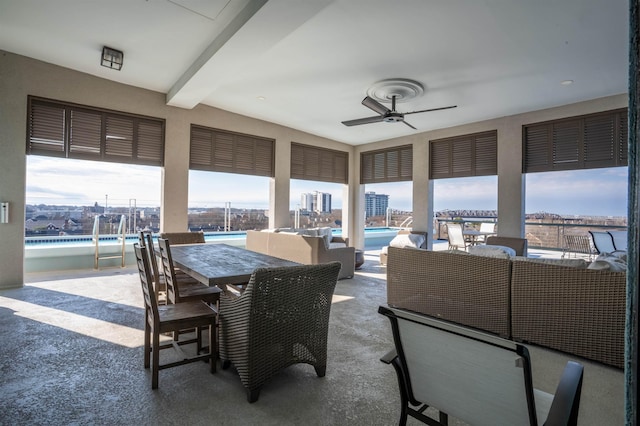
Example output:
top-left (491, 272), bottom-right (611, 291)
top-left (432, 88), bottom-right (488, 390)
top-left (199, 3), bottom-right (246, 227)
top-left (300, 193), bottom-right (314, 211)
top-left (316, 191), bottom-right (332, 213)
top-left (300, 191), bottom-right (332, 213)
top-left (365, 192), bottom-right (389, 217)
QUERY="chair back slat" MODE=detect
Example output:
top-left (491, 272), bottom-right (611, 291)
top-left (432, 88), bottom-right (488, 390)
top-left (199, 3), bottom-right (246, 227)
top-left (382, 306), bottom-right (537, 426)
top-left (159, 231), bottom-right (205, 245)
top-left (134, 244), bottom-right (159, 325)
top-left (157, 238), bottom-right (179, 303)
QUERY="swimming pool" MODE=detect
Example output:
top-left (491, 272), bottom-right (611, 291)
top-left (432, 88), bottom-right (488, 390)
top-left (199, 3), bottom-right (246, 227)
top-left (24, 228), bottom-right (400, 272)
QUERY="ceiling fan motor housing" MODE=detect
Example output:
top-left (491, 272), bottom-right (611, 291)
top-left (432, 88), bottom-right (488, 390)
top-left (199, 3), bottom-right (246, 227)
top-left (383, 113), bottom-right (404, 123)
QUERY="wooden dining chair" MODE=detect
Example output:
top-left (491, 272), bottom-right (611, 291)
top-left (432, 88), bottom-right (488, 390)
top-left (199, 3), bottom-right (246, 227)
top-left (133, 244), bottom-right (217, 389)
top-left (138, 231), bottom-right (201, 305)
top-left (157, 238), bottom-right (222, 344)
top-left (157, 238), bottom-right (221, 306)
top-left (159, 231), bottom-right (205, 245)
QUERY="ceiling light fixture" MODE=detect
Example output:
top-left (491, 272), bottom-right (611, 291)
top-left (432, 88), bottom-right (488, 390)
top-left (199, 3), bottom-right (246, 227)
top-left (560, 79), bottom-right (574, 86)
top-left (101, 46), bottom-right (123, 71)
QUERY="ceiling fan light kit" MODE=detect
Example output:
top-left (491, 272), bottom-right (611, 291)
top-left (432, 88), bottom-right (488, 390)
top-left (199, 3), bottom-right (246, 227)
top-left (342, 78), bottom-right (456, 130)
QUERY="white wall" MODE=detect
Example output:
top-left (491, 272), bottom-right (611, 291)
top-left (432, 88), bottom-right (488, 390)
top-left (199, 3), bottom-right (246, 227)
top-left (0, 51), bottom-right (351, 288)
top-left (0, 49), bottom-right (628, 287)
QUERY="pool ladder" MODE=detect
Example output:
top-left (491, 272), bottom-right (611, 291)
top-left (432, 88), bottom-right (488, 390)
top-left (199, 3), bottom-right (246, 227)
top-left (92, 214), bottom-right (127, 269)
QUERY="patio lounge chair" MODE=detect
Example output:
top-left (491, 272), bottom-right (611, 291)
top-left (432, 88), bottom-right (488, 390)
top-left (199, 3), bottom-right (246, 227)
top-left (379, 305), bottom-right (584, 426)
top-left (562, 234), bottom-right (596, 260)
top-left (446, 223), bottom-right (469, 251)
top-left (608, 230), bottom-right (628, 251)
top-left (589, 231), bottom-right (616, 254)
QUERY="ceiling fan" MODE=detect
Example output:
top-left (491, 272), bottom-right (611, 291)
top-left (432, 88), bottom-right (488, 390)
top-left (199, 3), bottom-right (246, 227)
top-left (341, 95), bottom-right (457, 130)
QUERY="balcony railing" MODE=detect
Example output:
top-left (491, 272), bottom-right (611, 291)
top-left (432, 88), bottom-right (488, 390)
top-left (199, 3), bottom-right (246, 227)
top-left (435, 218), bottom-right (627, 252)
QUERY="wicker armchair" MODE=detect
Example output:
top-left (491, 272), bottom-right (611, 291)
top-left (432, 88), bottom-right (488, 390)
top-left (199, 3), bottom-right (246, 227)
top-left (219, 262), bottom-right (341, 403)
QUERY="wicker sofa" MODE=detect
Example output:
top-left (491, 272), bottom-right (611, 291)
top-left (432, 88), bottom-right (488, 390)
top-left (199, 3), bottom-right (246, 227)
top-left (386, 246), bottom-right (626, 368)
top-left (245, 230), bottom-right (355, 279)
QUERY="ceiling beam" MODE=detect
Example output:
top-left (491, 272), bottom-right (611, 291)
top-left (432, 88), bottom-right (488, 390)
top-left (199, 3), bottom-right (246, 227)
top-left (166, 0), bottom-right (269, 109)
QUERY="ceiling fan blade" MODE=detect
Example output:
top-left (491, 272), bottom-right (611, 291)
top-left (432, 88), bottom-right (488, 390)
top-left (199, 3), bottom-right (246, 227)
top-left (361, 96), bottom-right (390, 115)
top-left (404, 105), bottom-right (457, 115)
top-left (403, 120), bottom-right (417, 130)
top-left (342, 115), bottom-right (385, 127)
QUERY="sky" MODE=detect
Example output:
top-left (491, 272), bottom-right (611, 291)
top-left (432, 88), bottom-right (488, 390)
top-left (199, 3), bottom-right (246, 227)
top-left (26, 156), bottom-right (629, 217)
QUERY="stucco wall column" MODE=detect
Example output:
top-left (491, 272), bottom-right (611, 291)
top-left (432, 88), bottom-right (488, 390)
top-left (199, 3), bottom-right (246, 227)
top-left (160, 114), bottom-right (190, 232)
top-left (270, 138), bottom-right (291, 229)
top-left (496, 123), bottom-right (525, 238)
top-left (0, 54), bottom-right (27, 289)
top-left (411, 140), bottom-right (433, 247)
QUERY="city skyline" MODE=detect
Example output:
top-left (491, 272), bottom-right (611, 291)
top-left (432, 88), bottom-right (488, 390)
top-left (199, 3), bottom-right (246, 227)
top-left (26, 156), bottom-right (629, 218)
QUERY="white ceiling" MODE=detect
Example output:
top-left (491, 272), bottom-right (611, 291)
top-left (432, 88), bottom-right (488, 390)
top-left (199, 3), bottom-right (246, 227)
top-left (0, 0), bottom-right (629, 145)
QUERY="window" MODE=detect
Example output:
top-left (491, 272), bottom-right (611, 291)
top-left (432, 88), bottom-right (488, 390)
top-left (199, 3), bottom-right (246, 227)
top-left (429, 130), bottom-right (497, 179)
top-left (27, 96), bottom-right (164, 166)
top-left (361, 145), bottom-right (412, 184)
top-left (190, 125), bottom-right (274, 177)
top-left (523, 108), bottom-right (627, 173)
top-left (291, 143), bottom-right (348, 183)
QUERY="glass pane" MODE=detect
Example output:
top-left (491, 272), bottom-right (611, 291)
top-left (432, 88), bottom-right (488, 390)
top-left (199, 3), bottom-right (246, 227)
top-left (188, 170), bottom-right (270, 231)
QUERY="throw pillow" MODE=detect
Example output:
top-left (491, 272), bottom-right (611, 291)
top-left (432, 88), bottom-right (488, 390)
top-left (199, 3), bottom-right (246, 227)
top-left (316, 227), bottom-right (334, 249)
top-left (389, 233), bottom-right (425, 249)
top-left (587, 252), bottom-right (627, 272)
top-left (468, 245), bottom-right (515, 258)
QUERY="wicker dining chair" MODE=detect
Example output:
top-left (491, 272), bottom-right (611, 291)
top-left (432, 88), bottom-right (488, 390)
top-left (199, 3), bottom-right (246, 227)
top-left (133, 244), bottom-right (217, 389)
top-left (219, 262), bottom-right (341, 403)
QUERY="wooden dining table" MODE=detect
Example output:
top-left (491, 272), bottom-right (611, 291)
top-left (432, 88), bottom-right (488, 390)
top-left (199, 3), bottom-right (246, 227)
top-left (170, 243), bottom-right (300, 287)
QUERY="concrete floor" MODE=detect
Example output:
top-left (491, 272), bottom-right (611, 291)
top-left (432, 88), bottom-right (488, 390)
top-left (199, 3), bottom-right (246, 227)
top-left (0, 249), bottom-right (624, 426)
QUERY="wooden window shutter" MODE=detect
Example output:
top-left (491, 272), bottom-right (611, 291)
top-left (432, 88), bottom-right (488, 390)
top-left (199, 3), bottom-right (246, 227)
top-left (523, 108), bottom-right (627, 173)
top-left (552, 120), bottom-right (581, 169)
top-left (360, 145), bottom-right (413, 184)
top-left (523, 125), bottom-right (551, 172)
top-left (137, 120), bottom-right (165, 165)
top-left (27, 100), bottom-right (66, 157)
top-left (69, 108), bottom-right (102, 159)
top-left (290, 143), bottom-right (348, 184)
top-left (189, 125), bottom-right (275, 177)
top-left (104, 115), bottom-right (134, 160)
top-left (429, 131), bottom-right (497, 179)
top-left (27, 96), bottom-right (165, 166)
top-left (618, 113), bottom-right (628, 164)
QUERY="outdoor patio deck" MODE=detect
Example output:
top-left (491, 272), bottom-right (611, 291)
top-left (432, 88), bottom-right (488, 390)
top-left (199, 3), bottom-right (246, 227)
top-left (0, 246), bottom-right (623, 425)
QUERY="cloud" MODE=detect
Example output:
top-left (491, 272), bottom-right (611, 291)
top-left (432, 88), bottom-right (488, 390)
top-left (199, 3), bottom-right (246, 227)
top-left (26, 157), bottom-right (628, 217)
